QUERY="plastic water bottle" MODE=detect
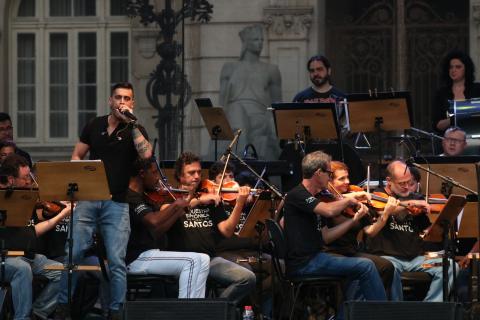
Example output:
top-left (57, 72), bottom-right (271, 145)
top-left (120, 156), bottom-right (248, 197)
top-left (242, 305), bottom-right (254, 320)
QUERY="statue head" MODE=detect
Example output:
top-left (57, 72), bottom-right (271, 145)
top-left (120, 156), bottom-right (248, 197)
top-left (239, 24), bottom-right (264, 59)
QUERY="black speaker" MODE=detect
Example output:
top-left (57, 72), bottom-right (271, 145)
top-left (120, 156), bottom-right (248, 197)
top-left (125, 299), bottom-right (236, 320)
top-left (344, 301), bottom-right (463, 320)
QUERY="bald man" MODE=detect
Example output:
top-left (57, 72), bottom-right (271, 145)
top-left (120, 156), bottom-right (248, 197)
top-left (366, 160), bottom-right (456, 302)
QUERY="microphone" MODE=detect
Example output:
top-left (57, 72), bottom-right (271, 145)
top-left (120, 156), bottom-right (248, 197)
top-left (120, 109), bottom-right (137, 122)
top-left (220, 129), bottom-right (242, 162)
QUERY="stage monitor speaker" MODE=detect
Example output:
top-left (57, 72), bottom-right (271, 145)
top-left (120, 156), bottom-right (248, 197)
top-left (125, 299), bottom-right (236, 320)
top-left (345, 301), bottom-right (463, 320)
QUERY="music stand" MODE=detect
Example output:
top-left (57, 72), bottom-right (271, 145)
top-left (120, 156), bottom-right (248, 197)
top-left (238, 191), bottom-right (277, 239)
top-left (34, 160), bottom-right (110, 308)
top-left (0, 189), bottom-right (37, 311)
top-left (347, 91), bottom-right (412, 186)
top-left (424, 194), bottom-right (467, 301)
top-left (195, 98), bottom-right (234, 160)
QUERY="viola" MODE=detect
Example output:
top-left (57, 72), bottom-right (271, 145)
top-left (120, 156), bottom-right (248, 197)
top-left (368, 192), bottom-right (426, 216)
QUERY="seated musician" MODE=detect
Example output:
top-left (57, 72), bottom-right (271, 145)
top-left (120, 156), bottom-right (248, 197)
top-left (366, 160), bottom-right (455, 301)
top-left (208, 161), bottom-right (273, 316)
top-left (440, 126), bottom-right (467, 156)
top-left (163, 152), bottom-right (256, 305)
top-left (125, 157), bottom-right (210, 298)
top-left (283, 151), bottom-right (388, 305)
top-left (0, 154), bottom-right (71, 319)
top-left (323, 161), bottom-right (399, 296)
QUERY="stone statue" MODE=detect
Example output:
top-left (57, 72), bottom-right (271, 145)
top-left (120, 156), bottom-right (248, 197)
top-left (219, 24), bottom-right (282, 160)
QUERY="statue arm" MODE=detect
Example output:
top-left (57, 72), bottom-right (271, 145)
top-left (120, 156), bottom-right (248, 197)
top-left (269, 65), bottom-right (282, 102)
top-left (219, 63), bottom-right (233, 106)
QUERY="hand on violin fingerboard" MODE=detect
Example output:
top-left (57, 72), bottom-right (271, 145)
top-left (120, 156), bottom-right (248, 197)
top-left (236, 186), bottom-right (251, 205)
top-left (195, 193), bottom-right (222, 207)
top-left (352, 203), bottom-right (369, 222)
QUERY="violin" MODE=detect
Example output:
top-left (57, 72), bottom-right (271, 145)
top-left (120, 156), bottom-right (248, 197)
top-left (37, 200), bottom-right (66, 219)
top-left (200, 179), bottom-right (260, 205)
top-left (426, 194), bottom-right (447, 213)
top-left (324, 182), bottom-right (358, 217)
top-left (145, 187), bottom-right (192, 204)
top-left (367, 192), bottom-right (427, 216)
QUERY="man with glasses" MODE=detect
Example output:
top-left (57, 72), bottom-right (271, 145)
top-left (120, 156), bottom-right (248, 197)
top-left (366, 160), bottom-right (455, 301)
top-left (0, 112), bottom-right (32, 167)
top-left (283, 151), bottom-right (388, 316)
top-left (440, 126), bottom-right (467, 156)
top-left (0, 154), bottom-right (72, 319)
top-left (54, 82), bottom-right (152, 320)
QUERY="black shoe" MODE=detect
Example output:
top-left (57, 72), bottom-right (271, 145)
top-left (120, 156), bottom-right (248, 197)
top-left (52, 303), bottom-right (71, 320)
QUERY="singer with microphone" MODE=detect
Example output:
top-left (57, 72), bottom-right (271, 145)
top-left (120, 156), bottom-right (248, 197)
top-left (54, 82), bottom-right (152, 319)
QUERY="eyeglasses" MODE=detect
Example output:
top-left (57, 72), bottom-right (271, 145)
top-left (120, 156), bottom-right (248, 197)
top-left (318, 168), bottom-right (333, 176)
top-left (444, 137), bottom-right (465, 144)
top-left (393, 180), bottom-right (410, 187)
top-left (113, 95), bottom-right (132, 102)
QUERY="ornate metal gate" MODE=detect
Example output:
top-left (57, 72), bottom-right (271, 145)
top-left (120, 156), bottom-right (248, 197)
top-left (326, 0), bottom-right (468, 130)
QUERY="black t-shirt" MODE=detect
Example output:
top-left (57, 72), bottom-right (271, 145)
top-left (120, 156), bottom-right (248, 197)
top-left (431, 82), bottom-right (480, 132)
top-left (167, 203), bottom-right (228, 257)
top-left (284, 184), bottom-right (324, 273)
top-left (80, 115), bottom-right (148, 202)
top-left (293, 86), bottom-right (345, 103)
top-left (366, 189), bottom-right (431, 260)
top-left (125, 189), bottom-right (163, 265)
top-left (323, 214), bottom-right (372, 256)
top-left (35, 215), bottom-right (69, 259)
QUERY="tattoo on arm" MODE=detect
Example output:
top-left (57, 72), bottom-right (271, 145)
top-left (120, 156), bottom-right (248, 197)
top-left (135, 140), bottom-right (151, 156)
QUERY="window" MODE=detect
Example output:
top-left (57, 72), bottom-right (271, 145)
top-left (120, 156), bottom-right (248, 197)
top-left (10, 0), bottom-right (131, 144)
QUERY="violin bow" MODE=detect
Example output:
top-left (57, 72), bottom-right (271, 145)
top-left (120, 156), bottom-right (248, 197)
top-left (152, 156), bottom-right (177, 201)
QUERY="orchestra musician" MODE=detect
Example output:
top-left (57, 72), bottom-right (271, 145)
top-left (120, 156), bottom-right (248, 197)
top-left (283, 151), bottom-right (388, 313)
top-left (440, 126), bottom-right (468, 157)
top-left (125, 157), bottom-right (210, 298)
top-left (163, 152), bottom-right (256, 305)
top-left (366, 160), bottom-right (456, 301)
top-left (0, 154), bottom-right (71, 319)
top-left (432, 50), bottom-right (480, 132)
top-left (323, 161), bottom-right (399, 296)
top-left (54, 82), bottom-right (152, 320)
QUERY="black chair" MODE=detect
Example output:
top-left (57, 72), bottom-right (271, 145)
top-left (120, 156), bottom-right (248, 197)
top-left (401, 271), bottom-right (432, 301)
top-left (265, 219), bottom-right (343, 320)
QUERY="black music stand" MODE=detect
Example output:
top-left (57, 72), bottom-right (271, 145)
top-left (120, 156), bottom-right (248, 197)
top-left (196, 98), bottom-right (234, 160)
top-left (271, 102), bottom-right (340, 157)
top-left (0, 189), bottom-right (38, 311)
top-left (34, 160), bottom-right (110, 309)
top-left (347, 91), bottom-right (412, 187)
top-left (423, 194), bottom-right (467, 301)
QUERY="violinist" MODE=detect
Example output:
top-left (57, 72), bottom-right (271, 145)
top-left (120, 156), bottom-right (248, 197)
top-left (283, 151), bottom-right (388, 309)
top-left (125, 157), bottom-right (210, 298)
top-left (164, 152), bottom-right (256, 305)
top-left (208, 161), bottom-right (273, 317)
top-left (322, 161), bottom-right (399, 296)
top-left (0, 154), bottom-right (71, 319)
top-left (366, 160), bottom-right (456, 302)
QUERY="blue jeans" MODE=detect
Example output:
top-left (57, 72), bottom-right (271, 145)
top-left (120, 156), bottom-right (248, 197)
top-left (382, 255), bottom-right (456, 302)
top-left (208, 256), bottom-right (256, 304)
top-left (293, 252), bottom-right (387, 301)
top-left (58, 200), bottom-right (130, 311)
top-left (4, 254), bottom-right (62, 320)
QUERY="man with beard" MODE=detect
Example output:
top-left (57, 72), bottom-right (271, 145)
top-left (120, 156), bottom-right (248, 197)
top-left (293, 55), bottom-right (345, 104)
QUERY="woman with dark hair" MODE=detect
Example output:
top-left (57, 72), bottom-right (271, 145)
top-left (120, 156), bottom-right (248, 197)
top-left (432, 49), bottom-right (480, 132)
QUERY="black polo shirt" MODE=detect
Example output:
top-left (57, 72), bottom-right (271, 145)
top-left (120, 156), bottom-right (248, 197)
top-left (80, 115), bottom-right (148, 202)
